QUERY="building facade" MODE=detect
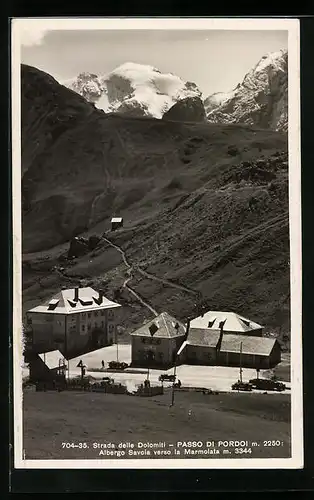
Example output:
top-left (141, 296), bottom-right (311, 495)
top-left (130, 312), bottom-right (187, 368)
top-left (184, 328), bottom-right (222, 365)
top-left (26, 287), bottom-right (121, 358)
top-left (130, 318), bottom-right (281, 371)
top-left (218, 334), bottom-right (281, 369)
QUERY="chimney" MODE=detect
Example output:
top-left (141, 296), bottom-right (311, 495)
top-left (184, 318), bottom-right (191, 341)
top-left (216, 321), bottom-right (224, 353)
top-left (74, 287), bottom-right (79, 302)
top-left (98, 289), bottom-right (103, 304)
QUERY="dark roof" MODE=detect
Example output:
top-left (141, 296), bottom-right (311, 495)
top-left (130, 312), bottom-right (186, 338)
top-left (187, 328), bottom-right (221, 347)
top-left (220, 334), bottom-right (277, 356)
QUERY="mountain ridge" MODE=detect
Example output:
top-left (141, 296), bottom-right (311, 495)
top-left (62, 50), bottom-right (288, 130)
top-left (205, 49), bottom-right (288, 131)
top-left (63, 61), bottom-right (202, 119)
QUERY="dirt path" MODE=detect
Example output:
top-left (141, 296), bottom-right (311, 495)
top-left (102, 237), bottom-right (158, 317)
top-left (135, 266), bottom-right (201, 297)
top-left (102, 235), bottom-right (202, 309)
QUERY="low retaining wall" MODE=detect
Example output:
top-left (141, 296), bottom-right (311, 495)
top-left (134, 386), bottom-right (164, 397)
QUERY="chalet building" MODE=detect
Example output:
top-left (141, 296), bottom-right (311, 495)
top-left (111, 217), bottom-right (123, 231)
top-left (190, 311), bottom-right (264, 337)
top-left (26, 287), bottom-right (121, 358)
top-left (130, 312), bottom-right (187, 368)
top-left (130, 309), bottom-right (280, 370)
top-left (177, 328), bottom-right (281, 369)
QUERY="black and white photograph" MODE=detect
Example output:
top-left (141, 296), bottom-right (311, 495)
top-left (11, 17), bottom-right (302, 469)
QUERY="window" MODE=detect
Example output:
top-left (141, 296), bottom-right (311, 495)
top-left (82, 325), bottom-right (85, 332)
top-left (141, 338), bottom-right (146, 344)
top-left (101, 321), bottom-right (104, 328)
top-left (81, 313), bottom-right (86, 319)
top-left (94, 311), bottom-right (98, 317)
top-left (87, 324), bottom-right (91, 331)
top-left (88, 313), bottom-right (91, 319)
top-left (149, 323), bottom-right (158, 336)
top-left (95, 322), bottom-right (98, 328)
top-left (101, 310), bottom-right (105, 316)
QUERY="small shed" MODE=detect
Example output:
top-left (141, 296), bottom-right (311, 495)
top-left (111, 217), bottom-right (123, 231)
top-left (29, 350), bottom-right (67, 386)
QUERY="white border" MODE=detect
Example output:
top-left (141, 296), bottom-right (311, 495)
top-left (12, 17), bottom-right (303, 470)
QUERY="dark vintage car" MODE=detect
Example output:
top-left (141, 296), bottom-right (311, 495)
top-left (101, 377), bottom-right (114, 384)
top-left (231, 381), bottom-right (253, 392)
top-left (108, 361), bottom-right (129, 370)
top-left (159, 374), bottom-right (176, 382)
top-left (249, 378), bottom-right (286, 392)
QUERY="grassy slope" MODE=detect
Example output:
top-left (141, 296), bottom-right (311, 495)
top-left (23, 389), bottom-right (291, 459)
top-left (22, 65), bottom-right (290, 339)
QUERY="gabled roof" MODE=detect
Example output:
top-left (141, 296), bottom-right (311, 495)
top-left (186, 328), bottom-right (221, 348)
top-left (130, 312), bottom-right (186, 338)
top-left (39, 350), bottom-right (65, 370)
top-left (220, 334), bottom-right (277, 356)
top-left (28, 287), bottom-right (121, 315)
top-left (190, 311), bottom-right (263, 333)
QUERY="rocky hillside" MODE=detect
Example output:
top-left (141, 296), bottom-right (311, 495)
top-left (205, 50), bottom-right (288, 132)
top-left (22, 64), bottom-right (290, 338)
top-left (62, 72), bottom-right (104, 104)
top-left (21, 65), bottom-right (95, 176)
top-left (162, 96), bottom-right (206, 122)
top-left (63, 62), bottom-right (202, 119)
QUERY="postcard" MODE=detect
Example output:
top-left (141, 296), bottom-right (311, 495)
top-left (11, 17), bottom-right (302, 469)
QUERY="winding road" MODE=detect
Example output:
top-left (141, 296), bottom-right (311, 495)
top-left (102, 235), bottom-right (202, 317)
top-left (102, 236), bottom-right (158, 317)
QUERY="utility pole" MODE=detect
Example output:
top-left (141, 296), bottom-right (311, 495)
top-left (239, 341), bottom-right (243, 383)
top-left (116, 329), bottom-right (119, 362)
top-left (171, 360), bottom-right (177, 406)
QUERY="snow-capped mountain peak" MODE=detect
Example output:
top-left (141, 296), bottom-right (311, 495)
top-left (205, 49), bottom-right (288, 131)
top-left (63, 62), bottom-right (202, 119)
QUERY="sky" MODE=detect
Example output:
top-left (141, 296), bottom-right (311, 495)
top-left (21, 29), bottom-right (288, 97)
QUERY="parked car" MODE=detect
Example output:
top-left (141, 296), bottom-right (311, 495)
top-left (101, 377), bottom-right (114, 384)
top-left (159, 374), bottom-right (176, 382)
top-left (232, 381), bottom-right (253, 392)
top-left (108, 361), bottom-right (129, 370)
top-left (249, 378), bottom-right (286, 392)
top-left (202, 388), bottom-right (219, 395)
